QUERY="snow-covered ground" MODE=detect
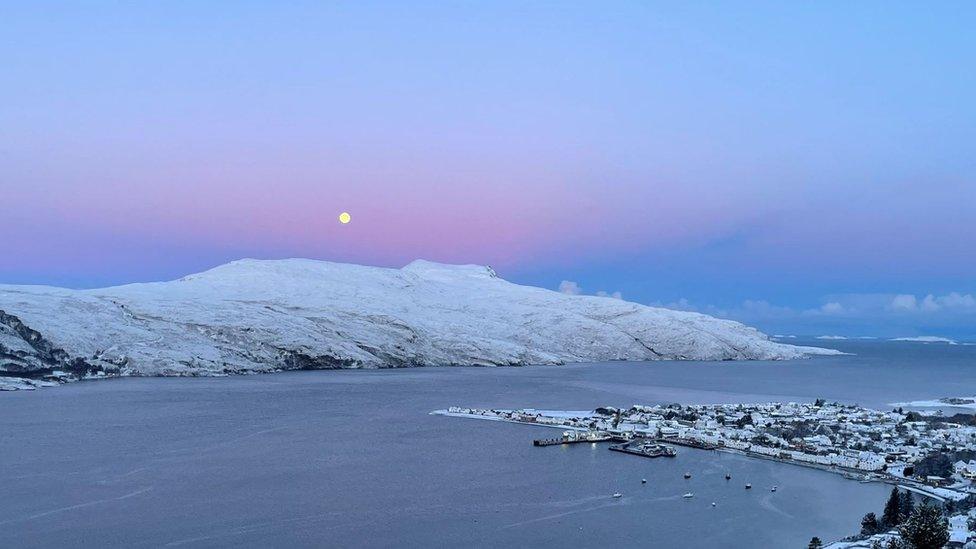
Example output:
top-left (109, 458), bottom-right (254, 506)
top-left (890, 336), bottom-right (958, 344)
top-left (0, 259), bottom-right (839, 384)
top-left (891, 396), bottom-right (976, 411)
top-left (0, 376), bottom-right (58, 391)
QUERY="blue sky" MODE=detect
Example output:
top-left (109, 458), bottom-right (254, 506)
top-left (1, 2), bottom-right (974, 338)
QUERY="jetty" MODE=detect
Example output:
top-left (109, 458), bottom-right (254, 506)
top-left (533, 430), bottom-right (612, 446)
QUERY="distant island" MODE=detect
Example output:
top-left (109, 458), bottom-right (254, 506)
top-left (890, 336), bottom-right (958, 345)
top-left (892, 396), bottom-right (976, 411)
top-left (0, 259), bottom-right (839, 390)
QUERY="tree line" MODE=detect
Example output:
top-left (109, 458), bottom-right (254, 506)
top-left (808, 487), bottom-right (964, 549)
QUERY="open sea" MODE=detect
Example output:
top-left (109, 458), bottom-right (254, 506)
top-left (2, 338), bottom-right (973, 548)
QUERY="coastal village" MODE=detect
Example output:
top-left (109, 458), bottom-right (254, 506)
top-left (437, 401), bottom-right (976, 548)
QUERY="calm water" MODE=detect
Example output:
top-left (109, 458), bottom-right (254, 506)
top-left (1, 339), bottom-right (973, 548)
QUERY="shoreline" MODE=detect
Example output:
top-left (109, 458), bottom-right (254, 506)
top-left (431, 409), bottom-right (964, 505)
top-left (1, 352), bottom-right (846, 393)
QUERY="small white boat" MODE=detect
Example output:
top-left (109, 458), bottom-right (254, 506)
top-left (771, 486), bottom-right (777, 492)
top-left (745, 483), bottom-right (752, 489)
top-left (612, 492), bottom-right (622, 498)
top-left (641, 478), bottom-right (647, 484)
top-left (711, 502), bottom-right (716, 507)
top-left (683, 472), bottom-right (692, 479)
top-left (683, 492), bottom-right (694, 498)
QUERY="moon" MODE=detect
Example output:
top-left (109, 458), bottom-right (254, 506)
top-left (338, 212), bottom-right (351, 224)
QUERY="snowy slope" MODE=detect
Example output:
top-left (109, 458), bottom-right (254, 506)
top-left (0, 259), bottom-right (839, 381)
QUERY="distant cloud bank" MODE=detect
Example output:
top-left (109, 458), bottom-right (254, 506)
top-left (648, 291), bottom-right (976, 340)
top-left (887, 293), bottom-right (976, 312)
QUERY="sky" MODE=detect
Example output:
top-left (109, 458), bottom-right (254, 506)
top-left (2, 2), bottom-right (974, 338)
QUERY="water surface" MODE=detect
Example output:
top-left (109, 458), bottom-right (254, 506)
top-left (2, 339), bottom-right (972, 548)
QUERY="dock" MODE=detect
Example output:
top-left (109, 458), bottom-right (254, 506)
top-left (534, 437), bottom-right (576, 446)
top-left (533, 431), bottom-right (612, 446)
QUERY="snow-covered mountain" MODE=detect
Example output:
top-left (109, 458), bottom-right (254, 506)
top-left (0, 259), bottom-right (838, 385)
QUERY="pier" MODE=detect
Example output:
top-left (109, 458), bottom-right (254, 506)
top-left (534, 437), bottom-right (579, 446)
top-left (533, 431), bottom-right (612, 446)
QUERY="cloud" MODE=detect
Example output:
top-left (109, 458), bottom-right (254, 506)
top-left (558, 279), bottom-right (623, 300)
top-left (819, 302), bottom-right (845, 314)
top-left (642, 290), bottom-right (976, 339)
top-left (558, 280), bottom-right (582, 295)
top-left (884, 292), bottom-right (976, 313)
top-left (888, 294), bottom-right (918, 311)
top-left (919, 292), bottom-right (976, 312)
top-left (942, 292), bottom-right (976, 308)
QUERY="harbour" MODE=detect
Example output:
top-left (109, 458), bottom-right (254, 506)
top-left (2, 347), bottom-right (955, 548)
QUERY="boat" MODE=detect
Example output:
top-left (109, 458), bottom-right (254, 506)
top-left (745, 484), bottom-right (752, 489)
top-left (771, 486), bottom-right (777, 492)
top-left (641, 478), bottom-right (647, 484)
top-left (711, 502), bottom-right (716, 507)
top-left (725, 473), bottom-right (732, 480)
top-left (612, 492), bottom-right (622, 498)
top-left (683, 472), bottom-right (692, 479)
top-left (683, 493), bottom-right (694, 498)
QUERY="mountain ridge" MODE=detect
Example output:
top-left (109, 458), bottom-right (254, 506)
top-left (0, 258), bottom-right (840, 389)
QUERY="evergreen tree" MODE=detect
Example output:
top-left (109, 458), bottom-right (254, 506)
top-left (882, 488), bottom-right (902, 527)
top-left (861, 512), bottom-right (881, 535)
top-left (898, 502), bottom-right (949, 549)
top-left (808, 537), bottom-right (823, 549)
top-left (899, 491), bottom-right (914, 522)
